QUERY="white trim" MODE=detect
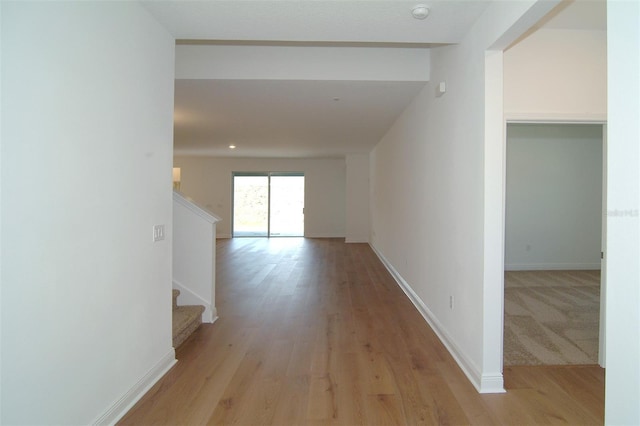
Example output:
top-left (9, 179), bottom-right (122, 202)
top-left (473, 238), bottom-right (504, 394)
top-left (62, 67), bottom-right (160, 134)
top-left (93, 349), bottom-right (177, 425)
top-left (345, 237), bottom-right (369, 243)
top-left (505, 112), bottom-right (607, 123)
top-left (173, 279), bottom-right (217, 323)
top-left (370, 245), bottom-right (505, 394)
top-left (505, 263), bottom-right (601, 271)
top-left (483, 49), bottom-right (507, 389)
top-left (599, 124), bottom-right (607, 368)
top-left (304, 233), bottom-right (346, 238)
top-left (217, 233), bottom-right (232, 239)
top-left (173, 190), bottom-right (221, 224)
top-left (479, 374), bottom-right (506, 394)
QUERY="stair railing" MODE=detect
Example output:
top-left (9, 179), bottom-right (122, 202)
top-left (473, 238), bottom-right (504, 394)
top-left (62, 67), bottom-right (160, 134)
top-left (172, 190), bottom-right (221, 323)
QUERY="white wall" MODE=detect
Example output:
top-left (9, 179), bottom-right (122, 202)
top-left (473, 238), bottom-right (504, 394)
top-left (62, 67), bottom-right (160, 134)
top-left (1, 3), bottom-right (175, 424)
top-left (504, 28), bottom-right (607, 121)
top-left (370, 0), bottom-right (557, 393)
top-left (345, 154), bottom-right (370, 243)
top-left (176, 44), bottom-right (430, 81)
top-left (605, 1), bottom-right (640, 424)
top-left (0, 2), bottom-right (3, 421)
top-left (499, 3), bottom-right (640, 423)
top-left (173, 192), bottom-right (221, 323)
top-left (173, 156), bottom-right (346, 238)
top-left (505, 123), bottom-right (603, 270)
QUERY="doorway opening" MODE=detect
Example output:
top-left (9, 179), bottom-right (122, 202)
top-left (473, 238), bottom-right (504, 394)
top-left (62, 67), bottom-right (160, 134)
top-left (232, 172), bottom-right (304, 237)
top-left (503, 122), bottom-right (605, 367)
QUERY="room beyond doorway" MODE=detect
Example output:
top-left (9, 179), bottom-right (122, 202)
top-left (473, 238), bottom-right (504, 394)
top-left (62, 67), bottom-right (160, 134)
top-left (503, 122), bottom-right (605, 366)
top-left (232, 172), bottom-right (304, 237)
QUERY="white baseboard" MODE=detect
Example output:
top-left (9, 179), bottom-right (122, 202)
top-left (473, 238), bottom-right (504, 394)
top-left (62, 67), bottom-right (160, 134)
top-left (304, 233), bottom-right (346, 238)
top-left (345, 237), bottom-right (370, 243)
top-left (370, 245), bottom-right (505, 394)
top-left (173, 280), bottom-right (216, 323)
top-left (93, 349), bottom-right (176, 425)
top-left (478, 373), bottom-right (506, 394)
top-left (505, 262), bottom-right (601, 271)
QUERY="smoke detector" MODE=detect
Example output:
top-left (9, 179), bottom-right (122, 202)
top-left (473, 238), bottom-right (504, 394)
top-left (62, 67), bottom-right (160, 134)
top-left (411, 4), bottom-right (430, 20)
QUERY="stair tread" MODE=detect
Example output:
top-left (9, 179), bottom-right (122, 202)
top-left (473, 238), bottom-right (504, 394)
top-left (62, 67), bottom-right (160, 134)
top-left (172, 304), bottom-right (205, 348)
top-left (173, 305), bottom-right (204, 329)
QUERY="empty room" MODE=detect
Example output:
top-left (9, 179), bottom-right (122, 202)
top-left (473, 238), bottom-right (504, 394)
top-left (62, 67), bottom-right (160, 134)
top-left (1, 1), bottom-right (638, 425)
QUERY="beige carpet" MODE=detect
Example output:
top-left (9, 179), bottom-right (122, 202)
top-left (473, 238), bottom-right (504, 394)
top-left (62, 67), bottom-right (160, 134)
top-left (504, 270), bottom-right (601, 366)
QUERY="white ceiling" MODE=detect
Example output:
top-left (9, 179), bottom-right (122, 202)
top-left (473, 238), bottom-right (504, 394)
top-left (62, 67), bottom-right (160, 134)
top-left (141, 0), bottom-right (606, 158)
top-left (174, 79), bottom-right (428, 157)
top-left (142, 1), bottom-right (492, 45)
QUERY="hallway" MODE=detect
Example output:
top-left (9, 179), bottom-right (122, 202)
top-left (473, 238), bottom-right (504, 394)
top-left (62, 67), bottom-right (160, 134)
top-left (120, 238), bottom-right (604, 425)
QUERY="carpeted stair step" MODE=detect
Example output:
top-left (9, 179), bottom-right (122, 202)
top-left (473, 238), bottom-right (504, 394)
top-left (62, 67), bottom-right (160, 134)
top-left (172, 289), bottom-right (205, 348)
top-left (172, 289), bottom-right (179, 309)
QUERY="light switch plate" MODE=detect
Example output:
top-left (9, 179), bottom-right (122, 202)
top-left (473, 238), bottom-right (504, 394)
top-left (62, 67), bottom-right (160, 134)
top-left (153, 224), bottom-right (165, 242)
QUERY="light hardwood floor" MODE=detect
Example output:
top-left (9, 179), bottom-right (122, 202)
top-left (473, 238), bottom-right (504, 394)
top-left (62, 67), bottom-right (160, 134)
top-left (119, 238), bottom-right (604, 425)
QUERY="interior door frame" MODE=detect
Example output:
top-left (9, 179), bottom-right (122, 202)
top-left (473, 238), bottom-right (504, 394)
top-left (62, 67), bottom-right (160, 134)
top-left (599, 124), bottom-right (607, 367)
top-left (503, 119), bottom-right (607, 368)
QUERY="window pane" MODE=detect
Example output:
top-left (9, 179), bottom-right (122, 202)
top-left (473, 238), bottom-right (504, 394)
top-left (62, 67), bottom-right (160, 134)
top-left (233, 175), bottom-right (269, 237)
top-left (270, 175), bottom-right (304, 237)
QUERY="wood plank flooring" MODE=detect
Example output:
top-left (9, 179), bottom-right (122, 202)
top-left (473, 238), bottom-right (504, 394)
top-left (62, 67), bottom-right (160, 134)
top-left (119, 238), bottom-right (604, 425)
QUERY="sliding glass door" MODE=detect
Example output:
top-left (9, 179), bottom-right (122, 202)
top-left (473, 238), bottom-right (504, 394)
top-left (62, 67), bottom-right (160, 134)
top-left (232, 175), bottom-right (269, 237)
top-left (232, 172), bottom-right (304, 237)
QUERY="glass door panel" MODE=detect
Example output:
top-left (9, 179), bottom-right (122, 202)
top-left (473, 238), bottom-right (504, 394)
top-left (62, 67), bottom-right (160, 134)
top-left (233, 175), bottom-right (269, 237)
top-left (270, 175), bottom-right (304, 237)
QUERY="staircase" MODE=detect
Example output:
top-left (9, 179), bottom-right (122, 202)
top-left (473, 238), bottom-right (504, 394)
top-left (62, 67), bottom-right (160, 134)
top-left (172, 289), bottom-right (205, 348)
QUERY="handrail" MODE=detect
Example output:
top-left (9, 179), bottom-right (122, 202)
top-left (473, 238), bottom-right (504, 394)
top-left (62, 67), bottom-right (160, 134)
top-left (173, 190), bottom-right (221, 224)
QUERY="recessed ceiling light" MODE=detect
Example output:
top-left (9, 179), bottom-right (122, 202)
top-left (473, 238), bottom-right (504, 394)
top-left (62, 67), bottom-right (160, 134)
top-left (411, 4), bottom-right (430, 20)
top-left (229, 145), bottom-right (236, 149)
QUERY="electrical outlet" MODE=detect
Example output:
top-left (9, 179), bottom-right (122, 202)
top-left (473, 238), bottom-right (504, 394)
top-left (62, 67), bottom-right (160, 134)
top-left (449, 296), bottom-right (454, 310)
top-left (153, 224), bottom-right (165, 242)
